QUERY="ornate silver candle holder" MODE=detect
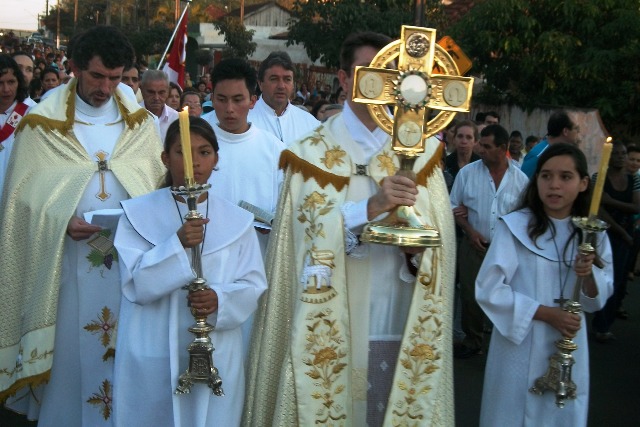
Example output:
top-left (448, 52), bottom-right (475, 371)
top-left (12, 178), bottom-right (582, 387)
top-left (172, 181), bottom-right (224, 396)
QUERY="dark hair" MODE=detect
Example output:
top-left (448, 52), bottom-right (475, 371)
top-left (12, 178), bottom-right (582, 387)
top-left (124, 63), bottom-right (140, 74)
top-left (509, 130), bottom-right (523, 140)
top-left (257, 51), bottom-right (293, 82)
top-left (162, 117), bottom-right (219, 187)
top-left (547, 110), bottom-right (575, 137)
top-left (627, 144), bottom-right (640, 155)
top-left (454, 119), bottom-right (479, 141)
top-left (180, 88), bottom-right (202, 106)
top-left (41, 66), bottom-right (59, 81)
top-left (339, 32), bottom-right (391, 75)
top-left (484, 111), bottom-right (500, 122)
top-left (480, 124), bottom-right (509, 147)
top-left (212, 58), bottom-right (258, 96)
top-left (519, 143), bottom-right (590, 247)
top-left (29, 78), bottom-right (43, 100)
top-left (525, 135), bottom-right (540, 145)
top-left (71, 26), bottom-right (135, 71)
top-left (311, 100), bottom-right (329, 119)
top-left (169, 81), bottom-right (182, 96)
top-left (0, 54), bottom-right (28, 102)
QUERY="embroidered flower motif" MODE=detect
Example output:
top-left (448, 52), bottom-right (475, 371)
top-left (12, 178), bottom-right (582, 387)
top-left (377, 151), bottom-right (397, 176)
top-left (321, 147), bottom-right (347, 169)
top-left (409, 343), bottom-right (436, 360)
top-left (84, 306), bottom-right (117, 361)
top-left (87, 379), bottom-right (112, 420)
top-left (313, 347), bottom-right (338, 366)
top-left (303, 309), bottom-right (347, 422)
top-left (302, 191), bottom-right (327, 211)
top-left (298, 192), bottom-right (335, 241)
top-left (303, 128), bottom-right (325, 146)
top-left (393, 300), bottom-right (443, 422)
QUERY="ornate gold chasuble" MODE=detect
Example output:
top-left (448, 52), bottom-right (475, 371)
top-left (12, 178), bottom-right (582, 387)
top-left (0, 80), bottom-right (165, 401)
top-left (244, 114), bottom-right (456, 426)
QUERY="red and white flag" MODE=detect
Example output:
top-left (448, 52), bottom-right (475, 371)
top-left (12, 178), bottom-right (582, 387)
top-left (163, 13), bottom-right (188, 88)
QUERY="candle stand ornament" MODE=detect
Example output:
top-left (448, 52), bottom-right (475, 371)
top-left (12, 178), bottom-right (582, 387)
top-left (352, 26), bottom-right (473, 248)
top-left (529, 216), bottom-right (608, 408)
top-left (173, 178), bottom-right (224, 396)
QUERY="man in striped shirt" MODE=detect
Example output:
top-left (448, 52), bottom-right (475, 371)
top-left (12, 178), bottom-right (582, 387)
top-left (450, 124), bottom-right (529, 358)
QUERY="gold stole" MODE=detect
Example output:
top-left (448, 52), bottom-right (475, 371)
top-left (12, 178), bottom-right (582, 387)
top-left (282, 115), bottom-right (455, 425)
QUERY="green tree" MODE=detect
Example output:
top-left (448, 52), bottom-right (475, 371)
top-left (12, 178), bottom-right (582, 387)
top-left (286, 0), bottom-right (447, 69)
top-left (449, 0), bottom-right (640, 135)
top-left (129, 24), bottom-right (172, 57)
top-left (213, 16), bottom-right (257, 59)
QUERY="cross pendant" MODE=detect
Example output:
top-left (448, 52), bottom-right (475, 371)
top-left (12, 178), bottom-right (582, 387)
top-left (95, 151), bottom-right (111, 201)
top-left (554, 296), bottom-right (569, 307)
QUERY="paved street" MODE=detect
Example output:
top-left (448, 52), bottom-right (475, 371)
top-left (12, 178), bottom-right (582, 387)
top-left (454, 277), bottom-right (640, 426)
top-left (3, 281), bottom-right (639, 426)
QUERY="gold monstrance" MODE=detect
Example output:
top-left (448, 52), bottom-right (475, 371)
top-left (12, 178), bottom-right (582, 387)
top-left (353, 26), bottom-right (473, 247)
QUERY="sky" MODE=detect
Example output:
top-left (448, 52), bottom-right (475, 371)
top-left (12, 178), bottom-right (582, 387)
top-left (1, 0), bottom-right (47, 32)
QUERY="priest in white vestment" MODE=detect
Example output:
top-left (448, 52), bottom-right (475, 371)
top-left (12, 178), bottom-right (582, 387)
top-left (0, 27), bottom-right (164, 426)
top-left (244, 32), bottom-right (456, 427)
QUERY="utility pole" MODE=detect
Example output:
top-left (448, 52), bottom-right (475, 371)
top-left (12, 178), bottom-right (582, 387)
top-left (56, 0), bottom-right (60, 48)
top-left (240, 0), bottom-right (245, 24)
top-left (74, 0), bottom-right (78, 32)
top-left (106, 0), bottom-right (111, 25)
top-left (414, 0), bottom-right (425, 27)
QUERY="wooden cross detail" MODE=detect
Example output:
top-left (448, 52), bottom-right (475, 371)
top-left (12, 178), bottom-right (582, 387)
top-left (95, 150), bottom-right (111, 201)
top-left (353, 26), bottom-right (474, 155)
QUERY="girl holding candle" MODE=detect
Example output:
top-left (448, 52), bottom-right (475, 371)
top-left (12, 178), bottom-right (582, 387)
top-left (476, 143), bottom-right (613, 427)
top-left (112, 117), bottom-right (267, 426)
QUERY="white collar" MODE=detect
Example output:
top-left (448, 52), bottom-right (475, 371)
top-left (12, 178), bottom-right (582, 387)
top-left (258, 96), bottom-right (290, 117)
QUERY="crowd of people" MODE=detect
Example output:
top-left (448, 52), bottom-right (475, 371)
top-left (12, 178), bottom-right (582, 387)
top-left (0, 24), bottom-right (633, 427)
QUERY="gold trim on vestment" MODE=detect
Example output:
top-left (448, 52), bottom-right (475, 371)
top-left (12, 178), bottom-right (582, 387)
top-left (279, 149), bottom-right (350, 191)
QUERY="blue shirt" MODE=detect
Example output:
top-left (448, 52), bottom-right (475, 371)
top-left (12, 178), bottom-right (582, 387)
top-left (520, 138), bottom-right (549, 178)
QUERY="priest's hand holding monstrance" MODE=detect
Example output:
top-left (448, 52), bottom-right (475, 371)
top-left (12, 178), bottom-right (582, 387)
top-left (353, 26), bottom-right (473, 247)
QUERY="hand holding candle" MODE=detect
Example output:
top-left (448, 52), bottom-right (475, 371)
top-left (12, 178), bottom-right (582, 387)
top-left (588, 137), bottom-right (613, 218)
top-left (179, 106), bottom-right (194, 185)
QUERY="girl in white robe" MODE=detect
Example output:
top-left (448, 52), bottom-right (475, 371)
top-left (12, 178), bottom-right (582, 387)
top-left (113, 117), bottom-right (267, 427)
top-left (476, 143), bottom-right (614, 427)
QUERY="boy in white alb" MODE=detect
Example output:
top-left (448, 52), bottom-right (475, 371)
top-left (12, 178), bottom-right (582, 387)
top-left (202, 58), bottom-right (285, 356)
top-left (202, 58), bottom-right (285, 256)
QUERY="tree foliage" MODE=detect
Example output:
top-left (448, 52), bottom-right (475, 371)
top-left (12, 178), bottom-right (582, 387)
top-left (449, 0), bottom-right (640, 134)
top-left (213, 17), bottom-right (257, 60)
top-left (286, 0), bottom-right (447, 69)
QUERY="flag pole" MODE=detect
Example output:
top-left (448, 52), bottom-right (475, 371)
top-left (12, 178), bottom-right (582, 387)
top-left (158, 0), bottom-right (191, 70)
